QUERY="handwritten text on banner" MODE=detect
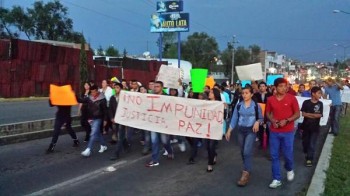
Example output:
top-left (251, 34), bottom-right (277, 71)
top-left (114, 91), bottom-right (224, 140)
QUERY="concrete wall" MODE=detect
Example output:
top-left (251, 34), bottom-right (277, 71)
top-left (0, 116), bottom-right (81, 145)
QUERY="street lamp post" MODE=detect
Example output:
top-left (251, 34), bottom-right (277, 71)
top-left (333, 9), bottom-right (350, 15)
top-left (229, 36), bottom-right (239, 84)
top-left (334, 44), bottom-right (349, 63)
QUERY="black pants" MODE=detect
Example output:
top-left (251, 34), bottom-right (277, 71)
top-left (302, 126), bottom-right (319, 161)
top-left (206, 139), bottom-right (218, 165)
top-left (51, 116), bottom-right (77, 144)
top-left (257, 125), bottom-right (269, 147)
top-left (187, 137), bottom-right (201, 160)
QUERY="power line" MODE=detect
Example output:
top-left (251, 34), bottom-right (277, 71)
top-left (61, 0), bottom-right (146, 31)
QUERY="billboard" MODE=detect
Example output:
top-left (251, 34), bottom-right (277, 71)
top-left (266, 74), bottom-right (284, 85)
top-left (156, 1), bottom-right (183, 13)
top-left (150, 13), bottom-right (189, 33)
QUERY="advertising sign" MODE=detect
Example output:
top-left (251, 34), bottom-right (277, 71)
top-left (150, 13), bottom-right (189, 33)
top-left (156, 1), bottom-right (183, 13)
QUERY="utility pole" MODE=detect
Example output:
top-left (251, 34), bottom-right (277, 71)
top-left (229, 36), bottom-right (239, 84)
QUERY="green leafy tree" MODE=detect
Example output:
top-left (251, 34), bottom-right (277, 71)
top-left (0, 7), bottom-right (18, 38)
top-left (249, 44), bottom-right (261, 63)
top-left (123, 48), bottom-right (128, 57)
top-left (79, 37), bottom-right (89, 94)
top-left (182, 32), bottom-right (219, 68)
top-left (105, 45), bottom-right (119, 57)
top-left (96, 45), bottom-right (105, 56)
top-left (10, 6), bottom-right (34, 40)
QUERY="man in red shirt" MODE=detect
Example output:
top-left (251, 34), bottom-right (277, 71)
top-left (266, 78), bottom-right (300, 188)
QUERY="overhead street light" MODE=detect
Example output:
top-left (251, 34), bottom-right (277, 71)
top-left (333, 9), bottom-right (350, 15)
top-left (334, 44), bottom-right (350, 62)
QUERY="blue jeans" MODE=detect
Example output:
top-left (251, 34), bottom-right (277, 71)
top-left (150, 132), bottom-right (173, 163)
top-left (269, 131), bottom-right (294, 181)
top-left (87, 119), bottom-right (106, 149)
top-left (237, 126), bottom-right (256, 172)
top-left (330, 105), bottom-right (341, 135)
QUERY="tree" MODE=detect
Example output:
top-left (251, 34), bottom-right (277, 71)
top-left (163, 43), bottom-right (178, 58)
top-left (249, 44), bottom-right (261, 63)
top-left (182, 32), bottom-right (219, 68)
top-left (1, 1), bottom-right (84, 42)
top-left (79, 37), bottom-right (89, 94)
top-left (0, 7), bottom-right (18, 39)
top-left (123, 48), bottom-right (128, 57)
top-left (105, 45), bottom-right (119, 57)
top-left (96, 45), bottom-right (105, 56)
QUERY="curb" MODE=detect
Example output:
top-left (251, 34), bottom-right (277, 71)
top-left (306, 128), bottom-right (334, 196)
top-left (0, 97), bottom-right (49, 102)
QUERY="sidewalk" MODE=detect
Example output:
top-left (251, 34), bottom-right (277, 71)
top-left (0, 125), bottom-right (330, 195)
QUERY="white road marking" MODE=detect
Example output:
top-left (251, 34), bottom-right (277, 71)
top-left (27, 155), bottom-right (149, 195)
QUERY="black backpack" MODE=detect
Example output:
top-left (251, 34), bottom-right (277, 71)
top-left (236, 101), bottom-right (259, 121)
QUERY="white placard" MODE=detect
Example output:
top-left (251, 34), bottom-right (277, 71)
top-left (235, 63), bottom-right (264, 81)
top-left (157, 64), bottom-right (180, 89)
top-left (295, 96), bottom-right (332, 126)
top-left (341, 89), bottom-right (350, 103)
top-left (114, 91), bottom-right (224, 140)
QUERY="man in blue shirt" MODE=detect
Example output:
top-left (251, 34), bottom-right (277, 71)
top-left (323, 78), bottom-right (343, 136)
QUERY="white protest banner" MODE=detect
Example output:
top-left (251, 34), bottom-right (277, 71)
top-left (157, 64), bottom-right (181, 89)
top-left (295, 96), bottom-right (332, 126)
top-left (235, 63), bottom-right (264, 81)
top-left (114, 91), bottom-right (224, 140)
top-left (341, 89), bottom-right (350, 103)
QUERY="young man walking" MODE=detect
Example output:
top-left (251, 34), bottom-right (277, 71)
top-left (301, 87), bottom-right (323, 167)
top-left (266, 78), bottom-right (300, 188)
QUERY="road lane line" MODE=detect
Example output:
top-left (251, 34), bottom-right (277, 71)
top-left (27, 155), bottom-right (149, 195)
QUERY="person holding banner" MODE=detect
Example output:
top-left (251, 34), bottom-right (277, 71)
top-left (323, 78), bottom-right (343, 136)
top-left (225, 86), bottom-right (263, 186)
top-left (206, 88), bottom-right (222, 172)
top-left (80, 85), bottom-right (109, 157)
top-left (266, 78), bottom-right (300, 189)
top-left (109, 83), bottom-right (130, 160)
top-left (146, 81), bottom-right (174, 167)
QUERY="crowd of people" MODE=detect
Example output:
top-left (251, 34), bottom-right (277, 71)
top-left (46, 76), bottom-right (348, 189)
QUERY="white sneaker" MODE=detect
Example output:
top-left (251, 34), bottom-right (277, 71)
top-left (163, 150), bottom-right (168, 156)
top-left (287, 170), bottom-right (295, 181)
top-left (178, 142), bottom-right (186, 152)
top-left (269, 180), bottom-right (282, 189)
top-left (98, 145), bottom-right (108, 153)
top-left (81, 148), bottom-right (91, 157)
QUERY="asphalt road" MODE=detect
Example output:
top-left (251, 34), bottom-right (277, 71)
top-left (0, 125), bottom-right (329, 196)
top-left (0, 100), bottom-right (79, 125)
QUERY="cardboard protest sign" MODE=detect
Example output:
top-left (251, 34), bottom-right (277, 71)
top-left (114, 91), bottom-right (224, 140)
top-left (49, 84), bottom-right (78, 106)
top-left (205, 76), bottom-right (215, 89)
top-left (295, 96), bottom-right (332, 126)
top-left (157, 65), bottom-right (181, 89)
top-left (341, 89), bottom-right (350, 103)
top-left (266, 74), bottom-right (283, 85)
top-left (236, 63), bottom-right (264, 81)
top-left (190, 69), bottom-right (208, 93)
top-left (258, 103), bottom-right (266, 117)
top-left (241, 80), bottom-right (251, 87)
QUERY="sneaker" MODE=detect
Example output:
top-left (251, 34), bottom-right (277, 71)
top-left (110, 153), bottom-right (120, 161)
top-left (73, 139), bottom-right (80, 147)
top-left (287, 170), bottom-right (295, 181)
top-left (163, 150), bottom-right (168, 156)
top-left (145, 161), bottom-right (159, 167)
top-left (46, 143), bottom-right (56, 154)
top-left (81, 148), bottom-right (91, 157)
top-left (98, 145), bottom-right (108, 153)
top-left (306, 160), bottom-right (312, 167)
top-left (269, 180), bottom-right (282, 189)
top-left (178, 142), bottom-right (186, 152)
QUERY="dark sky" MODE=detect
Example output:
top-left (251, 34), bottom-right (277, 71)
top-left (4, 0), bottom-right (350, 62)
